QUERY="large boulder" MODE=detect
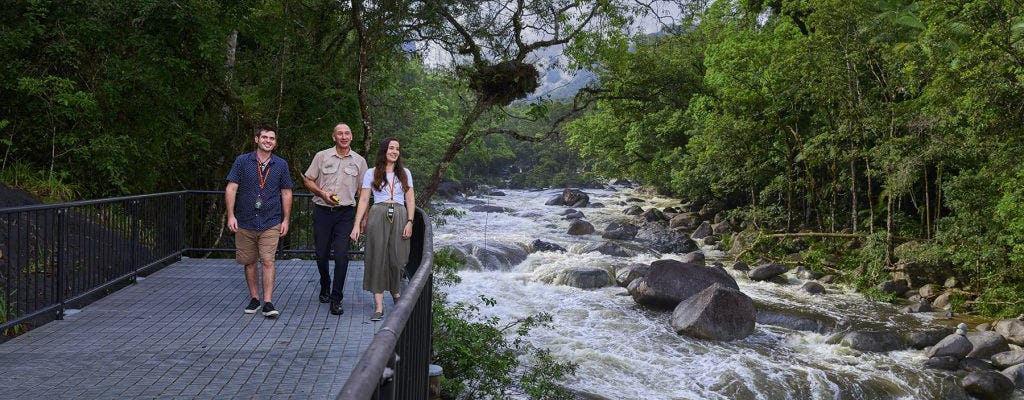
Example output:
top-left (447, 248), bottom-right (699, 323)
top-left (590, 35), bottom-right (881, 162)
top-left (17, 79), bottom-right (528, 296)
top-left (992, 351), bottom-right (1024, 369)
top-left (670, 284), bottom-right (756, 341)
top-left (567, 220), bottom-right (595, 235)
top-left (544, 194), bottom-right (565, 206)
top-left (640, 207), bottom-right (667, 222)
top-left (994, 318), bottom-right (1024, 346)
top-left (691, 221), bottom-right (713, 239)
top-left (967, 331), bottom-right (1011, 360)
top-left (615, 263), bottom-right (650, 287)
top-left (531, 239), bottom-right (566, 253)
top-left (876, 279), bottom-right (909, 296)
top-left (927, 332), bottom-right (973, 359)
top-left (712, 220), bottom-right (733, 236)
top-left (680, 251), bottom-right (705, 266)
top-left (555, 267), bottom-right (612, 289)
top-left (1003, 364), bottom-right (1024, 389)
top-left (755, 306), bottom-right (836, 333)
top-left (748, 264), bottom-right (788, 281)
top-left (961, 371), bottom-right (1015, 400)
top-left (602, 221), bottom-right (639, 240)
top-left (636, 222), bottom-right (699, 254)
top-left (469, 204), bottom-right (512, 213)
top-left (561, 188), bottom-right (590, 208)
top-left (623, 205), bottom-right (644, 215)
top-left (449, 242), bottom-right (529, 271)
top-left (628, 259), bottom-right (739, 309)
top-left (669, 212), bottom-right (700, 231)
top-left (840, 331), bottom-right (905, 352)
top-left (906, 328), bottom-right (956, 350)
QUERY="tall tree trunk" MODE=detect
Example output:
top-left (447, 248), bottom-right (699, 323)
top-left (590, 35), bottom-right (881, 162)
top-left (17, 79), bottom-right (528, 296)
top-left (419, 100), bottom-right (489, 206)
top-left (935, 166), bottom-right (942, 236)
top-left (924, 165), bottom-right (931, 239)
top-left (886, 193), bottom-right (895, 266)
top-left (866, 157), bottom-right (875, 233)
top-left (351, 0), bottom-right (375, 155)
top-left (850, 145), bottom-right (857, 232)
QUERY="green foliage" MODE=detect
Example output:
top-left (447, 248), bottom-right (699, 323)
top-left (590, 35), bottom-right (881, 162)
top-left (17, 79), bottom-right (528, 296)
top-left (431, 248), bottom-right (578, 399)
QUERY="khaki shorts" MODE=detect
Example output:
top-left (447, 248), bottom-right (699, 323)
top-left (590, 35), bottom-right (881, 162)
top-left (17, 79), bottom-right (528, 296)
top-left (235, 224), bottom-right (281, 265)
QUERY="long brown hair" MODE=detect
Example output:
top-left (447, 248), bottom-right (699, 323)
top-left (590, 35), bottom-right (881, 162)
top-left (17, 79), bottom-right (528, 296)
top-left (372, 137), bottom-right (410, 193)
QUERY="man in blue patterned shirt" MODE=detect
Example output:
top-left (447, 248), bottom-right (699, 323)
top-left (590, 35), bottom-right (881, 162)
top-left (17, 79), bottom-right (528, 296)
top-left (225, 125), bottom-right (294, 318)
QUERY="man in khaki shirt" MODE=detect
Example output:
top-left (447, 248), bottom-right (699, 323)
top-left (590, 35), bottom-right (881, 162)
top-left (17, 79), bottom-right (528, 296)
top-left (303, 123), bottom-right (368, 315)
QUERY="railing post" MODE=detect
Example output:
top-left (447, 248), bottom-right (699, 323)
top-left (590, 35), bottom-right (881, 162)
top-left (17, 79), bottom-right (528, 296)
top-left (55, 208), bottom-right (65, 320)
top-left (130, 200), bottom-right (139, 277)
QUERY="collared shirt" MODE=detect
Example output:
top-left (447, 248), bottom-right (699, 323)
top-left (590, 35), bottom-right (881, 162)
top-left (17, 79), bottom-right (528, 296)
top-left (304, 147), bottom-right (368, 207)
top-left (226, 152), bottom-right (294, 231)
top-left (362, 168), bottom-right (413, 205)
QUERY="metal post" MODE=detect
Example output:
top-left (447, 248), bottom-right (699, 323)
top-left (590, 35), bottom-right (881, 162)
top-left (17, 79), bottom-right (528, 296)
top-left (55, 208), bottom-right (65, 320)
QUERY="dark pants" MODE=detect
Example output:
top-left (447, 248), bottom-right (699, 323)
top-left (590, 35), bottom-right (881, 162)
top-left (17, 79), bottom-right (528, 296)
top-left (313, 204), bottom-right (354, 302)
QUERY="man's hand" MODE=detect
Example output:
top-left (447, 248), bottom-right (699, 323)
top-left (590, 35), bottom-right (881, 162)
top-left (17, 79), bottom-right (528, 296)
top-left (279, 220), bottom-right (289, 236)
top-left (227, 216), bottom-right (238, 232)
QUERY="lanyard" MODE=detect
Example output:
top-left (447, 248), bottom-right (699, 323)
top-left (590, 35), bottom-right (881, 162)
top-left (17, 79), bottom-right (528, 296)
top-left (387, 174), bottom-right (399, 201)
top-left (256, 156), bottom-right (270, 193)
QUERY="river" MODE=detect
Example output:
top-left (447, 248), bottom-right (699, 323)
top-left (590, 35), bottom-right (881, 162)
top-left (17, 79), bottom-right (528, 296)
top-left (432, 186), bottom-right (1016, 400)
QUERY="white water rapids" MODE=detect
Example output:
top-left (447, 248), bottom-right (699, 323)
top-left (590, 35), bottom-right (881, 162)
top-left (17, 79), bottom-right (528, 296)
top-left (432, 186), bottom-right (1018, 400)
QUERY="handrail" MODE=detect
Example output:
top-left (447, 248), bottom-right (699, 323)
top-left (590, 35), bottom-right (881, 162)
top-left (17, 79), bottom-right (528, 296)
top-left (337, 207), bottom-right (434, 400)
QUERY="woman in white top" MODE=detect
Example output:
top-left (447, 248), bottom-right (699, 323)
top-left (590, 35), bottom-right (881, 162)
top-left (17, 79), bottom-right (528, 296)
top-left (350, 138), bottom-right (416, 321)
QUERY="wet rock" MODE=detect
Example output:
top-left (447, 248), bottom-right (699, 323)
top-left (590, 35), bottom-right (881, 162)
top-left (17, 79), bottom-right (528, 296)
top-left (712, 220), bottom-right (733, 236)
top-left (924, 356), bottom-right (960, 370)
top-left (640, 207), bottom-right (667, 222)
top-left (623, 205), bottom-right (643, 215)
top-left (703, 236), bottom-right (719, 246)
top-left (556, 208), bottom-right (578, 216)
top-left (531, 239), bottom-right (566, 253)
top-left (991, 351), bottom-right (1024, 369)
top-left (801, 281), bottom-right (825, 295)
top-left (584, 241), bottom-right (630, 257)
top-left (636, 222), bottom-right (698, 254)
top-left (691, 221), bottom-right (712, 239)
top-left (933, 292), bottom-right (952, 310)
top-left (671, 284), bottom-right (756, 341)
top-left (748, 264), bottom-right (788, 281)
top-left (927, 331), bottom-right (973, 359)
top-left (487, 190), bottom-right (506, 196)
top-left (469, 204), bottom-right (512, 213)
top-left (906, 328), bottom-right (955, 350)
top-left (628, 259), bottom-right (740, 309)
top-left (1002, 364), bottom-right (1024, 388)
top-left (567, 220), bottom-right (595, 235)
top-left (732, 261), bottom-right (749, 272)
top-left (901, 300), bottom-right (933, 313)
top-left (960, 357), bottom-right (994, 372)
top-left (680, 251), bottom-right (705, 266)
top-left (755, 307), bottom-right (834, 333)
top-left (561, 188), bottom-right (590, 208)
top-left (840, 331), bottom-right (905, 352)
top-left (978, 323), bottom-right (993, 332)
top-left (961, 370), bottom-right (1015, 400)
top-left (556, 267), bottom-right (612, 289)
top-left (563, 210), bottom-right (585, 220)
top-left (545, 194), bottom-right (565, 206)
top-left (994, 318), bottom-right (1024, 346)
top-left (967, 331), bottom-right (1011, 360)
top-left (449, 242), bottom-right (529, 271)
top-left (819, 274), bottom-right (836, 284)
top-left (615, 263), bottom-right (650, 287)
top-left (602, 221), bottom-right (639, 240)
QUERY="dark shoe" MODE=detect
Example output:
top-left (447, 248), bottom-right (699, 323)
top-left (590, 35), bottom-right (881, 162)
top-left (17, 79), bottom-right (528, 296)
top-left (244, 298), bottom-right (260, 314)
top-left (330, 301), bottom-right (344, 315)
top-left (261, 302), bottom-right (280, 317)
top-left (318, 287), bottom-right (329, 304)
top-left (370, 311), bottom-right (383, 321)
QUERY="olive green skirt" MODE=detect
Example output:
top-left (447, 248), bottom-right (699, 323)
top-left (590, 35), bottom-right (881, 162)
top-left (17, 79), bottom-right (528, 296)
top-left (362, 203), bottom-right (409, 294)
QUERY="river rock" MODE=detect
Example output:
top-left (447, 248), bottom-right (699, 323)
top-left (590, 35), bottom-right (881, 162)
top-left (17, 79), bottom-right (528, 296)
top-left (919, 284), bottom-right (940, 299)
top-left (967, 331), bottom-right (1011, 360)
top-left (933, 291), bottom-right (952, 310)
top-left (994, 318), bottom-right (1024, 346)
top-left (961, 357), bottom-right (994, 372)
top-left (927, 332), bottom-right (973, 359)
top-left (979, 323), bottom-right (993, 331)
top-left (801, 281), bottom-right (825, 295)
top-left (567, 220), bottom-right (595, 235)
top-left (669, 212), bottom-right (700, 231)
top-left (691, 221), bottom-right (712, 239)
top-left (615, 263), bottom-right (650, 287)
top-left (450, 242), bottom-right (529, 271)
top-left (924, 356), bottom-right (960, 370)
top-left (436, 181), bottom-right (465, 199)
top-left (635, 222), bottom-right (699, 254)
top-left (794, 266), bottom-right (823, 280)
top-left (876, 279), bottom-right (909, 296)
top-left (640, 207), bottom-right (667, 222)
top-left (1004, 364), bottom-right (1024, 388)
top-left (545, 194), bottom-right (565, 206)
top-left (728, 229), bottom-right (759, 255)
top-left (756, 306), bottom-right (834, 333)
top-left (563, 210), bottom-right (585, 220)
top-left (671, 284), bottom-right (756, 341)
top-left (556, 267), bottom-right (612, 289)
top-left (602, 221), bottom-right (638, 240)
top-left (992, 351), bottom-right (1024, 369)
top-left (961, 370), bottom-right (1015, 400)
top-left (680, 251), bottom-right (705, 266)
top-left (628, 259), bottom-right (740, 309)
top-left (469, 204), bottom-right (513, 213)
top-left (840, 331), bottom-right (905, 352)
top-left (748, 263), bottom-right (788, 281)
top-left (623, 205), bottom-right (643, 215)
top-left (819, 274), bottom-right (836, 283)
top-left (584, 241), bottom-right (630, 257)
top-left (711, 220), bottom-right (733, 236)
top-left (906, 328), bottom-right (955, 350)
top-left (531, 239), bottom-right (566, 253)
top-left (731, 261), bottom-right (749, 272)
top-left (901, 300), bottom-right (932, 313)
top-left (561, 188), bottom-right (590, 208)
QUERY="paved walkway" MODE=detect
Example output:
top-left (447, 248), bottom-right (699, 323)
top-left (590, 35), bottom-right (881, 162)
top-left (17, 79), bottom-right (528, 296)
top-left (0, 258), bottom-right (384, 399)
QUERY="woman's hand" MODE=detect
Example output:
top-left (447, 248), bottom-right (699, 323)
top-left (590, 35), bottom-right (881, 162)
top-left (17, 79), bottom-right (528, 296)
top-left (402, 221), bottom-right (412, 239)
top-left (350, 225), bottom-right (361, 242)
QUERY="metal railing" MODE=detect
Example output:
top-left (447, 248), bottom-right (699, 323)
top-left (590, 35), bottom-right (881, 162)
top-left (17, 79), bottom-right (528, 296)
top-left (0, 191), bottom-right (435, 400)
top-left (339, 210), bottom-right (434, 400)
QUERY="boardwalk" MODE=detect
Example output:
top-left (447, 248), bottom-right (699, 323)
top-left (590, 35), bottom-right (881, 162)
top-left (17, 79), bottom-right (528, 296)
top-left (0, 258), bottom-right (384, 399)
